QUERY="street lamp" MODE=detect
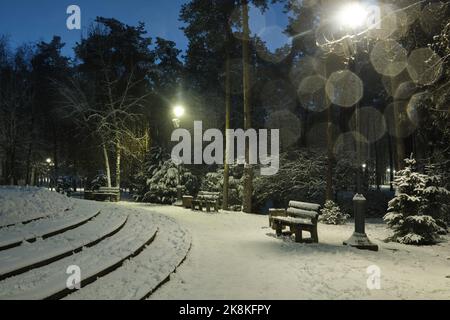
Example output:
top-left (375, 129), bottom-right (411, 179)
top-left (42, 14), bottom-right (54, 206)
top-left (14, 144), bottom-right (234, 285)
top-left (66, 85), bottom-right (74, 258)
top-left (336, 2), bottom-right (369, 30)
top-left (329, 1), bottom-right (379, 251)
top-left (172, 104), bottom-right (186, 206)
top-left (172, 105), bottom-right (185, 129)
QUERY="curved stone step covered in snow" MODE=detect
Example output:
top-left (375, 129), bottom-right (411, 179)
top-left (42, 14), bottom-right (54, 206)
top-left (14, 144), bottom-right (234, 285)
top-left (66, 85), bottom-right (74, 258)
top-left (65, 214), bottom-right (191, 300)
top-left (0, 187), bottom-right (75, 228)
top-left (0, 213), bottom-right (158, 300)
top-left (0, 211), bottom-right (128, 281)
top-left (0, 206), bottom-right (101, 251)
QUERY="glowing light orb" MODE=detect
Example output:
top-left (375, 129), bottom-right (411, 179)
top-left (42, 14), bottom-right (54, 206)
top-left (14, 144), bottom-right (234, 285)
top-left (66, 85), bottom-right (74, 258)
top-left (173, 105), bottom-right (185, 118)
top-left (336, 2), bottom-right (369, 29)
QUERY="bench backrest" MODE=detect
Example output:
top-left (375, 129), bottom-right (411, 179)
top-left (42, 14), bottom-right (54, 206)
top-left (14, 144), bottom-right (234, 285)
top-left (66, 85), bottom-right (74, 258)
top-left (287, 201), bottom-right (320, 220)
top-left (98, 187), bottom-right (120, 192)
top-left (198, 191), bottom-right (220, 201)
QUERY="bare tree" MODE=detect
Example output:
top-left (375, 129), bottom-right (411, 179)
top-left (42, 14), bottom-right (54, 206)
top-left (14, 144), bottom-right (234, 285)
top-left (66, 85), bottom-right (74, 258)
top-left (57, 69), bottom-right (151, 188)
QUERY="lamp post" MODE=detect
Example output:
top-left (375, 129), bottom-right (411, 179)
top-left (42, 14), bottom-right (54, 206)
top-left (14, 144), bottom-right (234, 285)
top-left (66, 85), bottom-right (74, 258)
top-left (45, 158), bottom-right (54, 190)
top-left (327, 1), bottom-right (379, 251)
top-left (172, 105), bottom-right (185, 207)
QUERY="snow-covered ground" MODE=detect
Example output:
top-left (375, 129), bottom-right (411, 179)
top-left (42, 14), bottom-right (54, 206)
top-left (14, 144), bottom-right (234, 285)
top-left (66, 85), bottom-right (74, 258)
top-left (119, 204), bottom-right (449, 300)
top-left (0, 188), bottom-right (190, 300)
top-left (0, 187), bottom-right (74, 227)
top-left (0, 187), bottom-right (448, 300)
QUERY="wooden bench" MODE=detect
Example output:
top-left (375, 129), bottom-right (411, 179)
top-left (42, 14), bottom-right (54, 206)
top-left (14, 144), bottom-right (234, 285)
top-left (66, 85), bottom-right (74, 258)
top-left (89, 187), bottom-right (121, 202)
top-left (191, 191), bottom-right (221, 212)
top-left (271, 201), bottom-right (321, 243)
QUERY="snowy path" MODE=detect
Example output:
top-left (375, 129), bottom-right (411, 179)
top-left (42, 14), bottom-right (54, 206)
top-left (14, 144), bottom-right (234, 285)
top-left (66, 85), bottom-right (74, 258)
top-left (117, 204), bottom-right (450, 300)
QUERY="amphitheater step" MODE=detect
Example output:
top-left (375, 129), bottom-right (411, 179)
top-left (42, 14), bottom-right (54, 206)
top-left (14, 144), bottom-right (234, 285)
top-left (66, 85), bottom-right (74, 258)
top-left (0, 213), bottom-right (158, 300)
top-left (65, 214), bottom-right (191, 300)
top-left (0, 207), bottom-right (101, 251)
top-left (0, 211), bottom-right (128, 281)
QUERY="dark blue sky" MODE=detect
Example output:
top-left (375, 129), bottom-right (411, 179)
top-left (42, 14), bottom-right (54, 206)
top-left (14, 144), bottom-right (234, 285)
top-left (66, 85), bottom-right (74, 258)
top-left (0, 0), bottom-right (189, 57)
top-left (0, 1), bottom-right (290, 58)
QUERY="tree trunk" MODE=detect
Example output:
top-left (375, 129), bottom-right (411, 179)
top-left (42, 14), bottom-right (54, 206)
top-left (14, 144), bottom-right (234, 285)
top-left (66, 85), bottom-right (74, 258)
top-left (374, 138), bottom-right (381, 191)
top-left (103, 143), bottom-right (112, 188)
top-left (325, 60), bottom-right (334, 201)
top-left (326, 106), bottom-right (334, 201)
top-left (9, 145), bottom-right (16, 185)
top-left (390, 74), bottom-right (405, 169)
top-left (387, 135), bottom-right (394, 191)
top-left (25, 142), bottom-right (33, 185)
top-left (223, 45), bottom-right (231, 210)
top-left (115, 141), bottom-right (121, 188)
top-left (52, 124), bottom-right (59, 180)
top-left (242, 0), bottom-right (253, 213)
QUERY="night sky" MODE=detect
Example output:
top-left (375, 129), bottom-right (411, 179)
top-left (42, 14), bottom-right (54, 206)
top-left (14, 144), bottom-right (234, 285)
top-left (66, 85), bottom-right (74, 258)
top-left (0, 0), bottom-right (290, 59)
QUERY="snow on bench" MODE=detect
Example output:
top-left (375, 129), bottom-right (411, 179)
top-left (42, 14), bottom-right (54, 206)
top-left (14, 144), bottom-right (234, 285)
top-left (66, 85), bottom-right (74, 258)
top-left (0, 213), bottom-right (158, 300)
top-left (0, 211), bottom-right (128, 280)
top-left (271, 201), bottom-right (320, 243)
top-left (0, 205), bottom-right (101, 251)
top-left (65, 214), bottom-right (191, 300)
top-left (272, 216), bottom-right (314, 226)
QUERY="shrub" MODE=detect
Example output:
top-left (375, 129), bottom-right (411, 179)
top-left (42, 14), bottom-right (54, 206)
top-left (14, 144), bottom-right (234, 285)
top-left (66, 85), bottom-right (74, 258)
top-left (200, 166), bottom-right (243, 206)
top-left (320, 201), bottom-right (349, 225)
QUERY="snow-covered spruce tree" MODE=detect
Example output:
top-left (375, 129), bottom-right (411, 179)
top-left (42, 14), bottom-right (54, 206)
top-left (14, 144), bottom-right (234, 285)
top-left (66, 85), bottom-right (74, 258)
top-left (142, 159), bottom-right (199, 205)
top-left (319, 201), bottom-right (349, 225)
top-left (384, 158), bottom-right (442, 245)
top-left (200, 166), bottom-right (243, 208)
top-left (132, 146), bottom-right (200, 204)
top-left (422, 164), bottom-right (450, 233)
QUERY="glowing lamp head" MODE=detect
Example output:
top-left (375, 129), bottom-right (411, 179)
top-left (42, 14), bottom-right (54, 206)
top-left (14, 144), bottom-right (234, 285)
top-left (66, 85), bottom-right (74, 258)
top-left (46, 158), bottom-right (52, 164)
top-left (337, 2), bottom-right (368, 29)
top-left (173, 105), bottom-right (185, 118)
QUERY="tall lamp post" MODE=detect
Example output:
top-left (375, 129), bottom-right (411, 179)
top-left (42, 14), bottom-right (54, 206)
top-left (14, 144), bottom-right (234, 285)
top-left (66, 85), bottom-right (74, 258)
top-left (322, 1), bottom-right (379, 251)
top-left (46, 158), bottom-right (54, 190)
top-left (172, 105), bottom-right (185, 207)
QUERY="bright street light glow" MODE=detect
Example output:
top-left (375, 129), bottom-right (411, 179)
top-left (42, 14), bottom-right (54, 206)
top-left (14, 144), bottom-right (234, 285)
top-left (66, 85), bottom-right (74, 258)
top-left (336, 2), bottom-right (369, 29)
top-left (173, 105), bottom-right (185, 118)
top-left (46, 158), bottom-right (52, 164)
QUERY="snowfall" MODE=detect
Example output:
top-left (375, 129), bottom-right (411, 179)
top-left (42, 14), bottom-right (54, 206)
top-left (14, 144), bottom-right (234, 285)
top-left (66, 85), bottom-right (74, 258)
top-left (0, 186), bottom-right (448, 300)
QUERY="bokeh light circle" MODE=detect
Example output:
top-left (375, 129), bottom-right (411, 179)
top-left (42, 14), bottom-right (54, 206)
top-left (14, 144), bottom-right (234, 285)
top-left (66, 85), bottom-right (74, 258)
top-left (370, 39), bottom-right (408, 77)
top-left (384, 102), bottom-right (418, 138)
top-left (407, 48), bottom-right (443, 86)
top-left (349, 107), bottom-right (387, 143)
top-left (367, 4), bottom-right (398, 40)
top-left (420, 2), bottom-right (447, 35)
top-left (266, 110), bottom-right (302, 148)
top-left (326, 70), bottom-right (364, 107)
top-left (394, 81), bottom-right (417, 100)
top-left (298, 75), bottom-right (331, 112)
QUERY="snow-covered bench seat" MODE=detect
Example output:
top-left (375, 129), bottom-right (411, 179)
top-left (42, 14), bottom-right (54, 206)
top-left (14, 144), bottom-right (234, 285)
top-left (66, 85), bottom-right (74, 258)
top-left (85, 187), bottom-right (120, 202)
top-left (271, 201), bottom-right (321, 243)
top-left (191, 191), bottom-right (220, 212)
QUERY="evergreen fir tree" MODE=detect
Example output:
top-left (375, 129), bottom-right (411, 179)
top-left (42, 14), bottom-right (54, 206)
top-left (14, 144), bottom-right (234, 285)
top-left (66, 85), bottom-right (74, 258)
top-left (384, 158), bottom-right (445, 245)
top-left (319, 201), bottom-right (349, 225)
